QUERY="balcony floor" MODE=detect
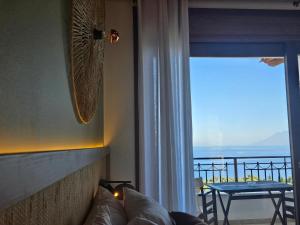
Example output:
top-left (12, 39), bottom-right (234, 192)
top-left (239, 223), bottom-right (294, 225)
top-left (224, 221), bottom-right (295, 225)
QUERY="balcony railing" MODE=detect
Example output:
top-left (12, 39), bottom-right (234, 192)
top-left (194, 155), bottom-right (292, 185)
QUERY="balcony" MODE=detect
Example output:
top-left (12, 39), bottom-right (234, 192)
top-left (194, 156), bottom-right (295, 224)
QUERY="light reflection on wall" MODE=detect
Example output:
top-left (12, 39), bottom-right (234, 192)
top-left (0, 130), bottom-right (104, 154)
top-left (0, 143), bottom-right (105, 155)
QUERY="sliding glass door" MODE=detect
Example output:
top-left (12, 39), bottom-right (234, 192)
top-left (191, 43), bottom-right (300, 225)
top-left (285, 42), bottom-right (300, 225)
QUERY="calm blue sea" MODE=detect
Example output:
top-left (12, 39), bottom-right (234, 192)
top-left (193, 145), bottom-right (290, 158)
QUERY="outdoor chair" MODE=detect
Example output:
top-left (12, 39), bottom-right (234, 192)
top-left (196, 178), bottom-right (217, 225)
top-left (284, 194), bottom-right (296, 220)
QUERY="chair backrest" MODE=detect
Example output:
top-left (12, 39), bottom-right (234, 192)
top-left (284, 195), bottom-right (295, 220)
top-left (196, 178), bottom-right (217, 225)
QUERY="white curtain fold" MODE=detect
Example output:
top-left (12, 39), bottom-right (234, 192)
top-left (138, 0), bottom-right (196, 213)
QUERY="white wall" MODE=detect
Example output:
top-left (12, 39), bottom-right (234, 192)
top-left (0, 0), bottom-right (103, 154)
top-left (104, 0), bottom-right (135, 185)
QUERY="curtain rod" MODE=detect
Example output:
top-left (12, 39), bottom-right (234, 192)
top-left (189, 0), bottom-right (300, 10)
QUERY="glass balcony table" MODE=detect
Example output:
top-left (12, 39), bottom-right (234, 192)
top-left (208, 181), bottom-right (293, 225)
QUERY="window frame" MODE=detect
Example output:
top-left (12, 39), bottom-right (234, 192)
top-left (189, 8), bottom-right (300, 223)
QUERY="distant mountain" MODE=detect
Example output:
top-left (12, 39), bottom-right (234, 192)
top-left (253, 131), bottom-right (289, 146)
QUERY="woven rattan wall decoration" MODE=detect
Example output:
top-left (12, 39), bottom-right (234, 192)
top-left (70, 0), bottom-right (119, 123)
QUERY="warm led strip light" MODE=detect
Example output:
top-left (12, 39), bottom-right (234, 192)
top-left (0, 144), bottom-right (105, 155)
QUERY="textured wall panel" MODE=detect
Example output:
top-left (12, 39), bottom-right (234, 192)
top-left (0, 160), bottom-right (105, 225)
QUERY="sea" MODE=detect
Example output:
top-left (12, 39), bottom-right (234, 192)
top-left (193, 145), bottom-right (290, 158)
top-left (193, 146), bottom-right (292, 181)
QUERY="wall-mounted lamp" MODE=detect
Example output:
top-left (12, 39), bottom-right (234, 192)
top-left (99, 179), bottom-right (135, 200)
top-left (93, 29), bottom-right (120, 44)
top-left (70, 0), bottom-right (120, 124)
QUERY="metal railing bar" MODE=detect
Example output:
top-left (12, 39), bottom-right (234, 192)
top-left (194, 155), bottom-right (293, 185)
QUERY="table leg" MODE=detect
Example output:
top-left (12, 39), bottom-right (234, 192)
top-left (217, 191), bottom-right (231, 225)
top-left (269, 191), bottom-right (284, 225)
top-left (212, 189), bottom-right (219, 225)
top-left (223, 194), bottom-right (232, 225)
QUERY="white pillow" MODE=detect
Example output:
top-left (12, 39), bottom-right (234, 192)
top-left (127, 217), bottom-right (159, 225)
top-left (96, 187), bottom-right (128, 225)
top-left (123, 188), bottom-right (173, 225)
top-left (83, 205), bottom-right (112, 225)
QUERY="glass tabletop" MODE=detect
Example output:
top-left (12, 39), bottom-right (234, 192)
top-left (208, 181), bottom-right (293, 193)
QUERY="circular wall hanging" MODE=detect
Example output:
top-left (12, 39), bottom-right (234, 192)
top-left (70, 0), bottom-right (105, 124)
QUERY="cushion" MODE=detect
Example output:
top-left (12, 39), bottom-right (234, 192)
top-left (123, 188), bottom-right (173, 225)
top-left (127, 217), bottom-right (159, 225)
top-left (95, 187), bottom-right (128, 225)
top-left (83, 205), bottom-right (112, 225)
top-left (169, 212), bottom-right (206, 225)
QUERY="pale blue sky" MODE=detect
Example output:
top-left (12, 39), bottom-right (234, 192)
top-left (190, 57), bottom-right (289, 146)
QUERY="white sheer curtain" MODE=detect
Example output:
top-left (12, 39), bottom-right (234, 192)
top-left (138, 0), bottom-right (196, 213)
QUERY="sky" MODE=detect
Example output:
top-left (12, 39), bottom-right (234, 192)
top-left (190, 57), bottom-right (289, 147)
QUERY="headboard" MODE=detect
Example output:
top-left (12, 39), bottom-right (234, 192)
top-left (0, 148), bottom-right (109, 225)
